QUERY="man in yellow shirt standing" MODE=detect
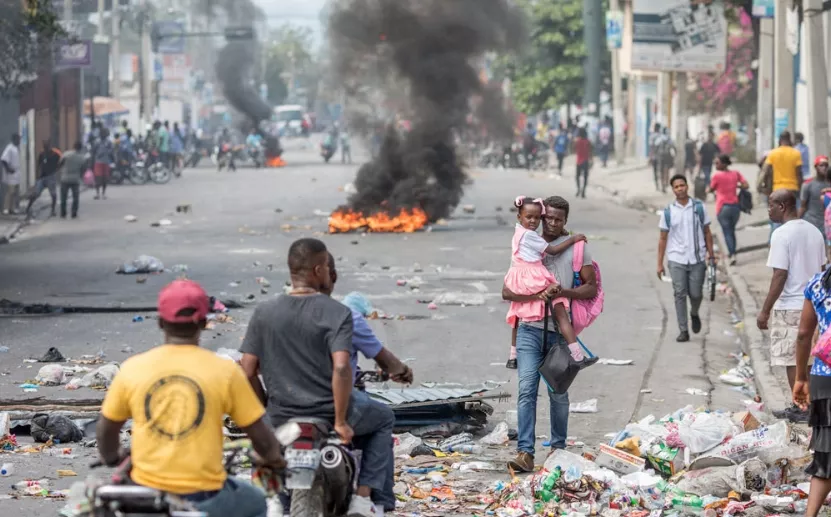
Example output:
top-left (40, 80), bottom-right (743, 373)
top-left (763, 130), bottom-right (804, 234)
top-left (97, 280), bottom-right (284, 517)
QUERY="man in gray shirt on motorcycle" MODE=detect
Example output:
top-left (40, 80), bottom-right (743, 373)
top-left (241, 238), bottom-right (394, 517)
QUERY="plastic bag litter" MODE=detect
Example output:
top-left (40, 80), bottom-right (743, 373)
top-left (431, 292), bottom-right (486, 306)
top-left (74, 364), bottom-right (119, 389)
top-left (393, 433), bottom-right (422, 457)
top-left (702, 421), bottom-right (790, 463)
top-left (216, 348), bottom-right (242, 362)
top-left (570, 399), bottom-right (598, 413)
top-left (342, 292), bottom-right (373, 316)
top-left (38, 347), bottom-right (66, 363)
top-left (30, 414), bottom-right (83, 443)
top-left (36, 365), bottom-right (66, 386)
top-left (479, 422), bottom-right (510, 446)
top-left (117, 255), bottom-right (165, 274)
top-left (543, 448), bottom-right (598, 474)
top-left (676, 458), bottom-right (767, 497)
top-left (720, 373), bottom-right (748, 386)
top-left (677, 412), bottom-right (738, 454)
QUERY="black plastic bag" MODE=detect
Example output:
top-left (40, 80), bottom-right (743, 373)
top-left (30, 413), bottom-right (84, 443)
top-left (538, 302), bottom-right (579, 394)
top-left (738, 188), bottom-right (753, 214)
top-left (38, 347), bottom-right (65, 363)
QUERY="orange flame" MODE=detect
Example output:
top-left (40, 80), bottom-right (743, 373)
top-left (266, 156), bottom-right (286, 168)
top-left (329, 207), bottom-right (428, 233)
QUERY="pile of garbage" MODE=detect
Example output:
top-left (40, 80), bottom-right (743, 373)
top-left (392, 405), bottom-right (815, 516)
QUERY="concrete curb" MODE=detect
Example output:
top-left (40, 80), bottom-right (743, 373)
top-left (586, 173), bottom-right (792, 412)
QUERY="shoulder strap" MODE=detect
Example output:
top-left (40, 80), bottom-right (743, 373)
top-left (572, 240), bottom-right (584, 273)
top-left (693, 199), bottom-right (705, 225)
top-left (664, 205), bottom-right (671, 228)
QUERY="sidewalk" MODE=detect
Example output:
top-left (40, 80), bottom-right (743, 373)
top-left (567, 159), bottom-right (792, 412)
top-left (0, 190), bottom-right (76, 245)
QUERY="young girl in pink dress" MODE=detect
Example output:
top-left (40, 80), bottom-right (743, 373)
top-left (505, 196), bottom-right (586, 368)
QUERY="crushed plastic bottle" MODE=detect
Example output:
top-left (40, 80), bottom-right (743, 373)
top-left (671, 494), bottom-right (703, 508)
top-left (448, 443), bottom-right (483, 454)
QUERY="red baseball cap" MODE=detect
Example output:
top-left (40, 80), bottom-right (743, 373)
top-left (158, 280), bottom-right (210, 323)
top-left (816, 156), bottom-right (829, 166)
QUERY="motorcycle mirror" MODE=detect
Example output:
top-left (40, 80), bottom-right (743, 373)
top-left (275, 422), bottom-right (302, 446)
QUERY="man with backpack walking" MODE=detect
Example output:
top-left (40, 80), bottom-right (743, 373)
top-left (657, 174), bottom-right (716, 342)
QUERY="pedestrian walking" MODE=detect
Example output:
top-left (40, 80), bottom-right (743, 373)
top-left (597, 121), bottom-right (611, 168)
top-left (684, 133), bottom-right (697, 180)
top-left (159, 121), bottom-right (171, 170)
top-left (1, 134), bottom-right (21, 215)
top-left (501, 196), bottom-right (599, 473)
top-left (655, 128), bottom-right (676, 193)
top-left (717, 121), bottom-right (735, 156)
top-left (793, 267), bottom-right (831, 517)
top-left (649, 123), bottom-right (662, 191)
top-left (553, 128), bottom-right (568, 175)
top-left (708, 154), bottom-right (749, 265)
top-left (795, 132), bottom-right (811, 184)
top-left (697, 130), bottom-right (720, 186)
top-left (757, 189), bottom-right (826, 422)
top-left (574, 128), bottom-right (592, 198)
top-left (341, 130), bottom-right (352, 164)
top-left (25, 140), bottom-right (62, 218)
top-left (93, 128), bottom-right (113, 200)
top-left (59, 142), bottom-right (86, 219)
top-left (800, 156), bottom-right (830, 236)
top-left (657, 174), bottom-right (715, 342)
top-left (171, 122), bottom-right (184, 174)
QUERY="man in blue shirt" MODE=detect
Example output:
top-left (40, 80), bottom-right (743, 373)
top-left (795, 132), bottom-right (810, 184)
top-left (322, 253), bottom-right (412, 512)
top-left (554, 128), bottom-right (569, 174)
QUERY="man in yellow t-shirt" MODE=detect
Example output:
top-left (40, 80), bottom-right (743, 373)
top-left (97, 280), bottom-right (284, 517)
top-left (764, 130), bottom-right (803, 195)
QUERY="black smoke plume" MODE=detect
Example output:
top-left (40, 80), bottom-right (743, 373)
top-left (327, 0), bottom-right (525, 220)
top-left (205, 0), bottom-right (282, 157)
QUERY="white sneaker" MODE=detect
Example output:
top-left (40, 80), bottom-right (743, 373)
top-left (347, 495), bottom-right (378, 517)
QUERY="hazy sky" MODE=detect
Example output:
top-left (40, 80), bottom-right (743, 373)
top-left (254, 0), bottom-right (326, 33)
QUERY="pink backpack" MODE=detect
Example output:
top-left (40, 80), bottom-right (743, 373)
top-left (571, 240), bottom-right (604, 335)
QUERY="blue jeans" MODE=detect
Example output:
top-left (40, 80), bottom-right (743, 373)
top-left (717, 204), bottom-right (741, 256)
top-left (516, 324), bottom-right (570, 454)
top-left (348, 390), bottom-right (395, 496)
top-left (184, 478), bottom-right (267, 517)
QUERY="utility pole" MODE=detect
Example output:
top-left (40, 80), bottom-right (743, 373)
top-left (757, 17), bottom-right (774, 157)
top-left (582, 0), bottom-right (603, 120)
top-left (63, 0), bottom-right (72, 20)
top-left (609, 0), bottom-right (624, 164)
top-left (774, 0), bottom-right (794, 142)
top-left (111, 3), bottom-right (121, 103)
top-left (673, 72), bottom-right (688, 175)
top-left (96, 0), bottom-right (106, 40)
top-left (804, 0), bottom-right (830, 157)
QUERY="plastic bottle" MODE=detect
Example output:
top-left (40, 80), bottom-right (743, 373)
top-left (0, 463), bottom-right (12, 476)
top-left (543, 467), bottom-right (562, 491)
top-left (671, 494), bottom-right (703, 508)
top-left (13, 479), bottom-right (51, 490)
top-left (448, 444), bottom-right (483, 454)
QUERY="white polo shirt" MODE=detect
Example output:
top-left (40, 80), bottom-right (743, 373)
top-left (659, 198), bottom-right (711, 265)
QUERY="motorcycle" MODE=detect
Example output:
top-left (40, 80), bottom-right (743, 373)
top-left (320, 142), bottom-right (336, 164)
top-left (131, 150), bottom-right (172, 184)
top-left (247, 143), bottom-right (263, 168)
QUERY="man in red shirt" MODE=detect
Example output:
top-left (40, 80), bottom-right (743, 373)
top-left (574, 128), bottom-right (592, 198)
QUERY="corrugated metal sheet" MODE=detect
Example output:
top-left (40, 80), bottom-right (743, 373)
top-left (366, 388), bottom-right (488, 406)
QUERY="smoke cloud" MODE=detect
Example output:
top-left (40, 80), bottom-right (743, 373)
top-left (327, 0), bottom-right (525, 221)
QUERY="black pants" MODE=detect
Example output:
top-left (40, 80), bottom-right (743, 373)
top-left (576, 162), bottom-right (589, 196)
top-left (556, 152), bottom-right (565, 172)
top-left (60, 182), bottom-right (80, 217)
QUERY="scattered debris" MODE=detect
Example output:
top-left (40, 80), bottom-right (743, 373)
top-left (31, 414), bottom-right (84, 444)
top-left (116, 255), bottom-right (164, 275)
top-left (0, 463), bottom-right (13, 476)
top-left (35, 364), bottom-right (66, 386)
top-left (431, 292), bottom-right (486, 306)
top-left (175, 204), bottom-right (191, 214)
top-left (0, 346), bottom-right (8, 353)
top-left (123, 215), bottom-right (137, 223)
top-left (569, 399), bottom-right (599, 413)
top-left (462, 205), bottom-right (476, 214)
top-left (171, 264), bottom-right (189, 274)
top-left (38, 347), bottom-right (66, 363)
top-left (598, 358), bottom-right (634, 366)
top-left (685, 388), bottom-right (709, 396)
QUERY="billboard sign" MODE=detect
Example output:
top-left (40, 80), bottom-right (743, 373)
top-left (153, 21), bottom-right (186, 54)
top-left (55, 40), bottom-right (91, 68)
top-left (606, 10), bottom-right (624, 49)
top-left (752, 0), bottom-right (774, 17)
top-left (631, 0), bottom-right (727, 72)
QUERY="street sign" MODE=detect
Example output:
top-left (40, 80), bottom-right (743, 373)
top-left (224, 27), bottom-right (255, 41)
top-left (606, 10), bottom-right (624, 50)
top-left (55, 40), bottom-right (92, 69)
top-left (774, 108), bottom-right (789, 146)
top-left (153, 57), bottom-right (164, 81)
top-left (153, 21), bottom-right (185, 54)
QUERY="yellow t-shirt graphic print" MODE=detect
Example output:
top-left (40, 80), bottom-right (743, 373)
top-left (101, 345), bottom-right (264, 494)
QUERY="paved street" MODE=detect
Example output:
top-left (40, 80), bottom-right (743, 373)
top-left (0, 145), bottom-right (760, 514)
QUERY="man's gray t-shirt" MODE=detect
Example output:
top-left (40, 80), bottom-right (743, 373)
top-left (240, 294), bottom-right (353, 426)
top-left (525, 235), bottom-right (592, 331)
top-left (60, 151), bottom-right (86, 184)
top-left (801, 179), bottom-right (829, 232)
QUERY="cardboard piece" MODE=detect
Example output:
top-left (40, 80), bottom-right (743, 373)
top-left (647, 443), bottom-right (685, 477)
top-left (595, 444), bottom-right (645, 475)
top-left (732, 411), bottom-right (760, 432)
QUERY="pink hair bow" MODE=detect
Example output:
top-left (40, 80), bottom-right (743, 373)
top-left (514, 196), bottom-right (544, 210)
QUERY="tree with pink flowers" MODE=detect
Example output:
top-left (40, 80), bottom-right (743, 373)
top-left (686, 8), bottom-right (756, 116)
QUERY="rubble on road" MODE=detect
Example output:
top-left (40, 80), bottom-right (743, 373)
top-left (115, 255), bottom-right (164, 274)
top-left (391, 402), bottom-right (816, 516)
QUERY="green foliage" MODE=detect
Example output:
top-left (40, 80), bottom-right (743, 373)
top-left (508, 0), bottom-right (610, 114)
top-left (0, 0), bottom-right (67, 98)
top-left (263, 24), bottom-right (317, 106)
